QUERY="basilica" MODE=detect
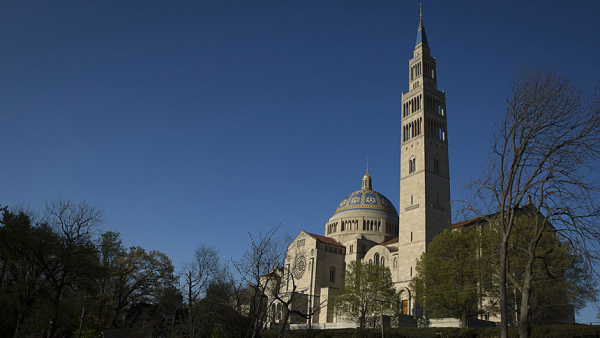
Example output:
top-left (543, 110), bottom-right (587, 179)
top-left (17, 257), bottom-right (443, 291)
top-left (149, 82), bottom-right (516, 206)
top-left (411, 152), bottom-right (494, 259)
top-left (259, 7), bottom-right (579, 329)
top-left (269, 11), bottom-right (452, 328)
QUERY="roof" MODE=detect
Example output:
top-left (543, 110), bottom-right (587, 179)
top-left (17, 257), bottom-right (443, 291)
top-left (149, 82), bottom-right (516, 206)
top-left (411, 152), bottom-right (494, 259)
top-left (307, 232), bottom-right (345, 248)
top-left (452, 216), bottom-right (486, 229)
top-left (380, 237), bottom-right (399, 246)
top-left (415, 16), bottom-right (429, 47)
top-left (260, 266), bottom-right (284, 279)
top-left (333, 188), bottom-right (398, 216)
top-left (452, 204), bottom-right (538, 229)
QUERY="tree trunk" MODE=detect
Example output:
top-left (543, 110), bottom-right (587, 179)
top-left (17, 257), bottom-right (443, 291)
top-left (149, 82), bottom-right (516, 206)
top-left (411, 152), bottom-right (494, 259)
top-left (14, 310), bottom-right (25, 338)
top-left (277, 307), bottom-right (290, 338)
top-left (110, 306), bottom-right (120, 329)
top-left (461, 310), bottom-right (468, 328)
top-left (188, 282), bottom-right (194, 338)
top-left (499, 238), bottom-right (509, 338)
top-left (518, 249), bottom-right (536, 338)
top-left (48, 285), bottom-right (63, 338)
top-left (518, 284), bottom-right (532, 338)
top-left (359, 313), bottom-right (365, 338)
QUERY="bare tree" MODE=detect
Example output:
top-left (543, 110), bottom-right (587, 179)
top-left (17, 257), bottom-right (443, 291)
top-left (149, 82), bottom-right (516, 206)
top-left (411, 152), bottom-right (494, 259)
top-left (272, 270), bottom-right (296, 338)
top-left (466, 69), bottom-right (600, 338)
top-left (232, 225), bottom-right (289, 338)
top-left (43, 199), bottom-right (103, 337)
top-left (180, 244), bottom-right (221, 337)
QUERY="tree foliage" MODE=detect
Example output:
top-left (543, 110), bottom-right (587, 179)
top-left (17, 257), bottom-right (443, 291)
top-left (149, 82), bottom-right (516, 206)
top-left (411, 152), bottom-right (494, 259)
top-left (411, 215), bottom-right (596, 328)
top-left (0, 208), bottom-right (55, 337)
top-left (410, 226), bottom-right (484, 327)
top-left (0, 202), bottom-right (179, 337)
top-left (109, 246), bottom-right (177, 327)
top-left (483, 214), bottom-right (597, 325)
top-left (331, 261), bottom-right (397, 335)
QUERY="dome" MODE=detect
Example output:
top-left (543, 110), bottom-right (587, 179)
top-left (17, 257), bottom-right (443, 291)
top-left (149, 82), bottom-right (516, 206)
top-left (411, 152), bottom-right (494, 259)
top-left (326, 170), bottom-right (399, 244)
top-left (334, 189), bottom-right (398, 216)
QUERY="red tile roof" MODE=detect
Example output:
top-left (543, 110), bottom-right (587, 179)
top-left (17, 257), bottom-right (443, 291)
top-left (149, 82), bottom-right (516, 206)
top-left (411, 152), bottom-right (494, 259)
top-left (452, 204), bottom-right (537, 229)
top-left (452, 216), bottom-right (485, 229)
top-left (380, 237), bottom-right (399, 246)
top-left (307, 233), bottom-right (345, 248)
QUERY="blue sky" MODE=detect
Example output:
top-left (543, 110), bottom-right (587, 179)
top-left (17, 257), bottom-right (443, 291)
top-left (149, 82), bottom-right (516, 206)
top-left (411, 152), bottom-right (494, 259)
top-left (2, 0), bottom-right (599, 323)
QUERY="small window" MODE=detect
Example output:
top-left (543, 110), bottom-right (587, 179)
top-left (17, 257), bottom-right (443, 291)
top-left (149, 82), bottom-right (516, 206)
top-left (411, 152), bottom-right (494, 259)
top-left (409, 157), bottom-right (416, 174)
top-left (381, 257), bottom-right (385, 267)
top-left (329, 267), bottom-right (336, 283)
top-left (374, 253), bottom-right (380, 266)
top-left (434, 156), bottom-right (440, 173)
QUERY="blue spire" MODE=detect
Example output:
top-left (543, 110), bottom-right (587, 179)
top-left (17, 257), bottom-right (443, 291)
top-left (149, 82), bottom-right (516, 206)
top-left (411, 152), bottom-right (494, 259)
top-left (415, 5), bottom-right (429, 47)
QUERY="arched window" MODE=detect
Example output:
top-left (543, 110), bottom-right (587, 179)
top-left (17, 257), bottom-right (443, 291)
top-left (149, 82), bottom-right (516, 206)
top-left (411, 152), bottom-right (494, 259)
top-left (374, 253), bottom-right (380, 266)
top-left (329, 267), bottom-right (336, 283)
top-left (381, 257), bottom-right (385, 267)
top-left (409, 157), bottom-right (416, 174)
top-left (393, 257), bottom-right (397, 268)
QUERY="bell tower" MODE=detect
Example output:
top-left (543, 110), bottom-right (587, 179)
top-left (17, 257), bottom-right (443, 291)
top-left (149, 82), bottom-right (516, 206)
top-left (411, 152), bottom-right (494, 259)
top-left (397, 7), bottom-right (451, 290)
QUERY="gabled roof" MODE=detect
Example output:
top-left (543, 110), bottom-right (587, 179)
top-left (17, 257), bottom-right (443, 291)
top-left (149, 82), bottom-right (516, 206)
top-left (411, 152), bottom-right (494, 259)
top-left (306, 232), bottom-right (345, 248)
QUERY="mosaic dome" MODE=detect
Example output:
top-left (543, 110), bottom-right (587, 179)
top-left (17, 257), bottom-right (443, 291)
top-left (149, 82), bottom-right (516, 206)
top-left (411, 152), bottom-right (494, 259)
top-left (334, 188), bottom-right (398, 216)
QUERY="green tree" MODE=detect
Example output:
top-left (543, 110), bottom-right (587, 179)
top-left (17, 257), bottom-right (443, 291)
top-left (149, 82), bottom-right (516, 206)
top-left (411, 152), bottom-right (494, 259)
top-left (109, 246), bottom-right (177, 327)
top-left (482, 214), bottom-right (597, 325)
top-left (195, 280), bottom-right (249, 338)
top-left (331, 261), bottom-right (397, 337)
top-left (410, 226), bottom-right (485, 327)
top-left (0, 207), bottom-right (56, 337)
top-left (95, 231), bottom-right (125, 327)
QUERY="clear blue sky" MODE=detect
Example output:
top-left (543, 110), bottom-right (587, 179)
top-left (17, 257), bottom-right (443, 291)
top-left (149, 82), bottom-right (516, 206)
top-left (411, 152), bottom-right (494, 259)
top-left (2, 0), bottom-right (599, 323)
